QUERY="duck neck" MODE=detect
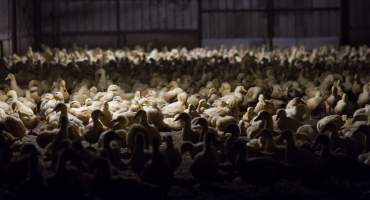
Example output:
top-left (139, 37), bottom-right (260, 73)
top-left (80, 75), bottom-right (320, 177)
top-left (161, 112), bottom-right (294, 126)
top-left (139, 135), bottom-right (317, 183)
top-left (59, 114), bottom-right (69, 137)
top-left (139, 114), bottom-right (149, 127)
top-left (285, 136), bottom-right (297, 163)
top-left (28, 154), bottom-right (43, 182)
top-left (365, 134), bottom-right (370, 153)
top-left (320, 143), bottom-right (331, 159)
top-left (236, 147), bottom-right (247, 166)
top-left (182, 118), bottom-right (192, 141)
top-left (93, 117), bottom-right (104, 130)
top-left (10, 77), bottom-right (19, 90)
top-left (262, 135), bottom-right (275, 152)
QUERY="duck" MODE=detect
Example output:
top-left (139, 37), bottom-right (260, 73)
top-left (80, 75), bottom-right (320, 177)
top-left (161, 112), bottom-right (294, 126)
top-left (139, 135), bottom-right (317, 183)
top-left (326, 84), bottom-right (339, 112)
top-left (357, 83), bottom-right (370, 106)
top-left (5, 73), bottom-right (25, 97)
top-left (334, 93), bottom-right (352, 115)
top-left (3, 115), bottom-right (27, 138)
top-left (111, 115), bottom-right (129, 130)
top-left (247, 111), bottom-right (274, 139)
top-left (203, 100), bottom-right (231, 118)
top-left (306, 91), bottom-right (325, 116)
top-left (285, 97), bottom-right (310, 122)
top-left (95, 68), bottom-right (109, 91)
top-left (161, 92), bottom-right (188, 117)
top-left (100, 102), bottom-right (112, 128)
top-left (90, 158), bottom-right (163, 199)
top-left (189, 129), bottom-right (219, 182)
top-left (317, 114), bottom-right (344, 134)
top-left (254, 94), bottom-right (275, 114)
top-left (223, 124), bottom-right (241, 164)
top-left (162, 136), bottom-right (182, 172)
top-left (242, 107), bottom-right (255, 123)
top-left (134, 110), bottom-right (161, 147)
top-left (130, 133), bottom-right (151, 175)
top-left (174, 112), bottom-right (200, 143)
top-left (274, 109), bottom-right (303, 132)
top-left (98, 130), bottom-right (126, 170)
top-left (45, 103), bottom-right (70, 158)
top-left (244, 86), bottom-right (263, 105)
top-left (141, 136), bottom-right (173, 187)
top-left (313, 134), bottom-right (370, 183)
top-left (233, 140), bottom-right (288, 186)
top-left (84, 110), bottom-right (107, 144)
top-left (213, 115), bottom-right (238, 132)
top-left (214, 85), bottom-right (247, 108)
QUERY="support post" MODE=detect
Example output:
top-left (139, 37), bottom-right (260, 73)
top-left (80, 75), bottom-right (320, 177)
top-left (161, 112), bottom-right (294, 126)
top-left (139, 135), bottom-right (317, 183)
top-left (197, 0), bottom-right (202, 47)
top-left (340, 0), bottom-right (349, 45)
top-left (12, 0), bottom-right (17, 54)
top-left (267, 0), bottom-right (274, 50)
top-left (116, 0), bottom-right (121, 48)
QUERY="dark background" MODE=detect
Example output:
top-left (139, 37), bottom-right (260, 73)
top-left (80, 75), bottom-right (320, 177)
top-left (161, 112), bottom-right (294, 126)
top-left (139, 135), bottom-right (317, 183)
top-left (0, 0), bottom-right (370, 57)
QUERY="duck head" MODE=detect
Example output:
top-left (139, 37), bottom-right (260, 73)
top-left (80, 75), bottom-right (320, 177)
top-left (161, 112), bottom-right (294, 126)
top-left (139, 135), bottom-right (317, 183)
top-left (135, 110), bottom-right (147, 123)
top-left (53, 103), bottom-right (68, 115)
top-left (6, 90), bottom-right (18, 100)
top-left (254, 111), bottom-right (272, 122)
top-left (91, 110), bottom-right (103, 121)
top-left (224, 123), bottom-right (240, 137)
top-left (278, 130), bottom-right (294, 143)
top-left (174, 112), bottom-right (191, 123)
top-left (276, 109), bottom-right (287, 120)
top-left (313, 134), bottom-right (330, 150)
top-left (111, 115), bottom-right (128, 129)
top-left (192, 117), bottom-right (208, 130)
top-left (235, 86), bottom-right (247, 94)
top-left (5, 73), bottom-right (15, 81)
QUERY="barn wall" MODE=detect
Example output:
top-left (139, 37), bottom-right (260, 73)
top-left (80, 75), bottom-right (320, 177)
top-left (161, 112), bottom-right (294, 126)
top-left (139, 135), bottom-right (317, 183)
top-left (0, 0), bottom-right (35, 57)
top-left (349, 0), bottom-right (370, 46)
top-left (2, 0), bottom-right (370, 54)
top-left (39, 0), bottom-right (199, 49)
